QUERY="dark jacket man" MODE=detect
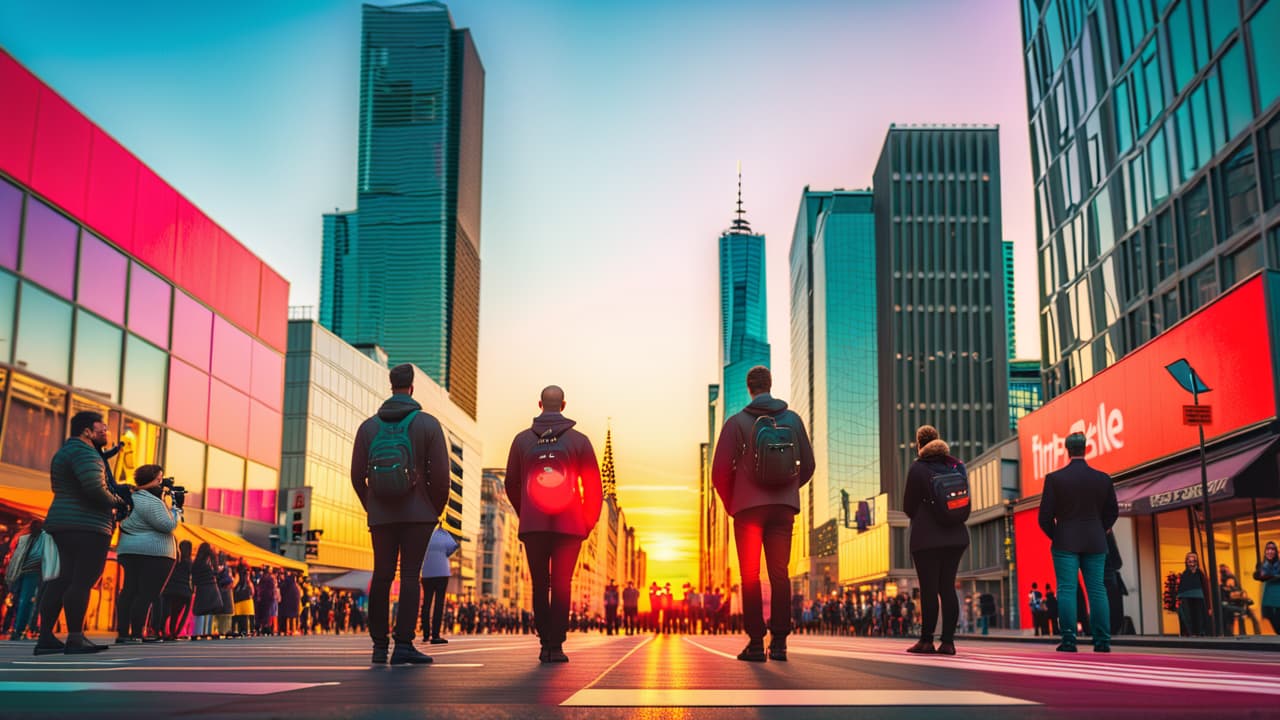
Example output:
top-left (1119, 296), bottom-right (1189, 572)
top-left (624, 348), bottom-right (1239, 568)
top-left (710, 394), bottom-right (816, 518)
top-left (351, 397), bottom-right (451, 526)
top-left (504, 412), bottom-right (603, 538)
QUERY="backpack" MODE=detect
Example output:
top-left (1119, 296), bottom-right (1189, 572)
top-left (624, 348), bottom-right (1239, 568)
top-left (523, 429), bottom-right (578, 514)
top-left (367, 410), bottom-right (419, 500)
top-left (749, 415), bottom-right (800, 487)
top-left (926, 460), bottom-right (970, 526)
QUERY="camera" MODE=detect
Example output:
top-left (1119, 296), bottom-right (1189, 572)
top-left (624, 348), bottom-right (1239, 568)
top-left (161, 476), bottom-right (187, 510)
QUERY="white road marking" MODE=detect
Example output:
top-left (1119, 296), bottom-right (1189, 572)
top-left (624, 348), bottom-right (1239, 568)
top-left (561, 689), bottom-right (1037, 707)
top-left (0, 664), bottom-right (484, 672)
top-left (579, 636), bottom-right (653, 691)
top-left (0, 681), bottom-right (339, 695)
top-left (682, 636), bottom-right (739, 660)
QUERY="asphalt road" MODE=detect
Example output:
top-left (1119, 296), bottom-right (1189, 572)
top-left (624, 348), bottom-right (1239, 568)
top-left (0, 632), bottom-right (1276, 719)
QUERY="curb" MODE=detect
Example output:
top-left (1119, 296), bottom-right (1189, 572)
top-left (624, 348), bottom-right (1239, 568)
top-left (955, 633), bottom-right (1280, 652)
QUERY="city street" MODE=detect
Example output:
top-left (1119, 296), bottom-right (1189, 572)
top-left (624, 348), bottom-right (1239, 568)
top-left (0, 633), bottom-right (1275, 719)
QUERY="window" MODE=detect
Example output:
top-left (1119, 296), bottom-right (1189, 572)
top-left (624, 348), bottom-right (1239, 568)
top-left (1149, 128), bottom-right (1171, 205)
top-left (14, 282), bottom-right (72, 383)
top-left (121, 334), bottom-right (167, 422)
top-left (0, 271), bottom-right (14, 364)
top-left (171, 292), bottom-right (212, 371)
top-left (211, 317), bottom-right (252, 392)
top-left (1266, 116), bottom-right (1280, 210)
top-left (245, 461), bottom-right (278, 525)
top-left (1163, 289), bottom-right (1182, 330)
top-left (19, 198), bottom-right (77, 299)
top-left (127, 263), bottom-right (171, 349)
top-left (167, 359), bottom-right (209, 439)
top-left (1168, 0), bottom-right (1196, 93)
top-left (1254, 0), bottom-right (1280, 112)
top-left (1185, 264), bottom-right (1219, 312)
top-left (72, 309), bottom-right (123, 402)
top-left (1219, 42), bottom-right (1252, 140)
top-left (1223, 238), bottom-right (1265, 286)
top-left (1115, 78), bottom-right (1135, 156)
top-left (0, 373), bottom-right (66, 471)
top-left (1208, 0), bottom-right (1237, 51)
top-left (77, 234), bottom-right (127, 325)
top-left (165, 431), bottom-right (207, 510)
top-left (204, 446), bottom-right (245, 517)
top-left (111, 416), bottom-right (161, 487)
top-left (1222, 143), bottom-right (1259, 237)
top-left (1153, 212), bottom-right (1177, 286)
top-left (208, 379), bottom-right (249, 455)
top-left (1180, 179), bottom-right (1214, 265)
top-left (1176, 104), bottom-right (1197, 182)
top-left (0, 179), bottom-right (19, 270)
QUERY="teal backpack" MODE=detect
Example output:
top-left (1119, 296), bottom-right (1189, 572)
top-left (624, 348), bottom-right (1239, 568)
top-left (367, 411), bottom-right (418, 500)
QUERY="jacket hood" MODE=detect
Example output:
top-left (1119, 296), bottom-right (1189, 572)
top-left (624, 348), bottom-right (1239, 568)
top-left (377, 394), bottom-right (423, 422)
top-left (918, 439), bottom-right (952, 459)
top-left (531, 412), bottom-right (576, 437)
top-left (744, 393), bottom-right (788, 416)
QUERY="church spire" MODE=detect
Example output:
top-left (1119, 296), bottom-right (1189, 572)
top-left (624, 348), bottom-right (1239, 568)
top-left (729, 161), bottom-right (753, 235)
top-left (601, 420), bottom-right (617, 501)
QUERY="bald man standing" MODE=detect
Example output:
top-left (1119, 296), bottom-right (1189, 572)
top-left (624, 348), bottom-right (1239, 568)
top-left (505, 386), bottom-right (603, 663)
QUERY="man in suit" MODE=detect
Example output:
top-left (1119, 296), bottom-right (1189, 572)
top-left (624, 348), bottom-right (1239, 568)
top-left (1038, 432), bottom-right (1119, 652)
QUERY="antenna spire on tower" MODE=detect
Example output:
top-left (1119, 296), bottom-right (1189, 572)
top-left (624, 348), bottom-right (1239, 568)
top-left (730, 162), bottom-right (752, 235)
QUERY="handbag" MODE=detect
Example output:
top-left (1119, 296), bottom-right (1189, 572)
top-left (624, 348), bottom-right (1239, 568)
top-left (5, 535), bottom-right (30, 585)
top-left (41, 534), bottom-right (61, 582)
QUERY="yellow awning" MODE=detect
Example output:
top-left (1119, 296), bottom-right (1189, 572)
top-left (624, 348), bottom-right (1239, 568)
top-left (0, 486), bottom-right (53, 519)
top-left (184, 524), bottom-right (307, 573)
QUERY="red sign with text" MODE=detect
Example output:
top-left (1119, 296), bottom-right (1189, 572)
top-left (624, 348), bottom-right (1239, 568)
top-left (1018, 275), bottom-right (1277, 498)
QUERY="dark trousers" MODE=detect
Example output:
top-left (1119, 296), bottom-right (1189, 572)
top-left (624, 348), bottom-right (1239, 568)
top-left (522, 532), bottom-right (583, 648)
top-left (605, 605), bottom-right (619, 635)
top-left (39, 530), bottom-right (111, 639)
top-left (1262, 606), bottom-right (1280, 634)
top-left (732, 504), bottom-right (795, 643)
top-left (369, 522), bottom-right (433, 647)
top-left (116, 555), bottom-right (175, 638)
top-left (623, 607), bottom-right (638, 635)
top-left (1179, 597), bottom-right (1208, 636)
top-left (163, 594), bottom-right (191, 638)
top-left (420, 576), bottom-right (449, 639)
top-left (912, 545), bottom-right (966, 643)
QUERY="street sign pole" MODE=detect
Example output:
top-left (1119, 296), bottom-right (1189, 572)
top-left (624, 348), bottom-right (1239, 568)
top-left (1193, 386), bottom-right (1222, 637)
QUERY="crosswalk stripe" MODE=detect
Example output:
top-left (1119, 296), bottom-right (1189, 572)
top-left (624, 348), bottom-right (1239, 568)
top-left (0, 664), bottom-right (483, 672)
top-left (561, 689), bottom-right (1037, 707)
top-left (0, 681), bottom-right (338, 695)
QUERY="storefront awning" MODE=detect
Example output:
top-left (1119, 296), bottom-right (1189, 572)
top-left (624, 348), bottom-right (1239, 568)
top-left (181, 524), bottom-right (308, 573)
top-left (0, 486), bottom-right (53, 519)
top-left (323, 570), bottom-right (372, 592)
top-left (1116, 438), bottom-right (1278, 515)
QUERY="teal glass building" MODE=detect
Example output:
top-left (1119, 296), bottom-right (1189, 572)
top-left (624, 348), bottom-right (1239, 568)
top-left (1004, 239), bottom-right (1017, 358)
top-left (1022, 0), bottom-right (1280, 398)
top-left (321, 1), bottom-right (484, 418)
top-left (719, 183), bottom-right (770, 416)
top-left (1008, 358), bottom-right (1044, 433)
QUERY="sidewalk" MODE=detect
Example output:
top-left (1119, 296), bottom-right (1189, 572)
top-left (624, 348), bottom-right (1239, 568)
top-left (957, 628), bottom-right (1280, 652)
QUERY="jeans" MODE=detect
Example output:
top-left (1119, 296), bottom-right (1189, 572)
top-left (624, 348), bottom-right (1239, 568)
top-left (420, 576), bottom-right (449, 639)
top-left (39, 530), bottom-right (111, 639)
top-left (8, 572), bottom-right (40, 637)
top-left (369, 522), bottom-right (433, 647)
top-left (1052, 549), bottom-right (1109, 646)
top-left (978, 614), bottom-right (990, 635)
top-left (733, 504), bottom-right (795, 643)
top-left (116, 554), bottom-right (175, 638)
top-left (912, 545), bottom-right (966, 643)
top-left (523, 532), bottom-right (583, 648)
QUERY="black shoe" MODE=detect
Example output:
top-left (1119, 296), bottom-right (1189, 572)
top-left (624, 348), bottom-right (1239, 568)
top-left (430, 636), bottom-right (448, 645)
top-left (114, 637), bottom-right (140, 645)
top-left (1093, 644), bottom-right (1111, 653)
top-left (539, 647), bottom-right (550, 663)
top-left (141, 637), bottom-right (164, 644)
top-left (33, 638), bottom-right (65, 656)
top-left (371, 645), bottom-right (389, 664)
top-left (937, 641), bottom-right (956, 656)
top-left (737, 643), bottom-right (767, 662)
top-left (1056, 642), bottom-right (1078, 653)
top-left (65, 640), bottom-right (108, 655)
top-left (546, 647), bottom-right (569, 663)
top-left (768, 645), bottom-right (787, 661)
top-left (906, 639), bottom-right (936, 654)
top-left (390, 644), bottom-right (433, 665)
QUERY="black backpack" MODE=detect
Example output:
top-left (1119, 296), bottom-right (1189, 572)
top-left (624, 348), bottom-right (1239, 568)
top-left (367, 411), bottom-right (419, 500)
top-left (749, 415), bottom-right (800, 487)
top-left (926, 460), bottom-right (971, 526)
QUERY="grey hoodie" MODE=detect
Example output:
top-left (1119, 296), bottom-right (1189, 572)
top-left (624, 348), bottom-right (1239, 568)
top-left (350, 394), bottom-right (451, 526)
top-left (711, 393), bottom-right (816, 517)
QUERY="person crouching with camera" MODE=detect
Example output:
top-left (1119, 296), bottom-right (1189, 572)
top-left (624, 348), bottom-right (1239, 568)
top-left (114, 465), bottom-right (182, 644)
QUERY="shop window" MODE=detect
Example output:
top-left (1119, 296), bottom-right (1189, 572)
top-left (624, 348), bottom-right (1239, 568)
top-left (1253, 0), bottom-right (1280, 112)
top-left (0, 271), bottom-right (14, 364)
top-left (0, 373), bottom-right (67, 471)
top-left (204, 445), bottom-right (245, 517)
top-left (1157, 510), bottom-right (1195, 635)
top-left (1179, 179), bottom-right (1214, 265)
top-left (127, 263), bottom-right (171, 349)
top-left (1222, 143), bottom-right (1259, 238)
top-left (71, 309), bottom-right (123, 402)
top-left (19, 199), bottom-right (77, 299)
top-left (76, 234), bottom-right (127, 325)
top-left (210, 317), bottom-right (252, 392)
top-left (0, 179), bottom-right (19, 270)
top-left (1222, 237), bottom-right (1264, 288)
top-left (164, 431), bottom-right (206, 510)
top-left (111, 416), bottom-right (161, 487)
top-left (121, 334), bottom-right (167, 422)
top-left (14, 282), bottom-right (72, 384)
top-left (171, 292), bottom-right (212, 371)
top-left (245, 461), bottom-right (278, 525)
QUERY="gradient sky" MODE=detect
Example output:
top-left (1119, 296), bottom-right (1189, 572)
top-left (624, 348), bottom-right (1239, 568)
top-left (0, 0), bottom-right (1036, 586)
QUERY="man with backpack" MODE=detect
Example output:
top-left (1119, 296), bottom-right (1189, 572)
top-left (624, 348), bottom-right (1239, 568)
top-left (711, 365), bottom-right (815, 662)
top-left (503, 385), bottom-right (603, 663)
top-left (350, 363), bottom-right (451, 665)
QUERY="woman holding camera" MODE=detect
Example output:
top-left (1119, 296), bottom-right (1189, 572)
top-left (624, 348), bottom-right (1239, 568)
top-left (114, 465), bottom-right (181, 643)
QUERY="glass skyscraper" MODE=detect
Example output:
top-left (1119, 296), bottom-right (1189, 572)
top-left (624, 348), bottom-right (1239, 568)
top-left (321, 1), bottom-right (485, 418)
top-left (719, 178), bottom-right (770, 417)
top-left (1022, 0), bottom-right (1280, 398)
top-left (1004, 239), bottom-right (1017, 358)
top-left (1008, 358), bottom-right (1044, 433)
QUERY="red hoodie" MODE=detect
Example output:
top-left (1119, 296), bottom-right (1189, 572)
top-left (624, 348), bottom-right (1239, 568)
top-left (504, 413), bottom-right (603, 539)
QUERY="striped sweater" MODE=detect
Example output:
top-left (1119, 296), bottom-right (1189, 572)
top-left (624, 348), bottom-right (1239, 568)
top-left (117, 489), bottom-right (179, 559)
top-left (45, 438), bottom-right (119, 536)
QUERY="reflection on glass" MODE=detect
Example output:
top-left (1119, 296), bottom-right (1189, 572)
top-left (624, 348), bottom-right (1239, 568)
top-left (1253, 0), bottom-right (1280, 111)
top-left (14, 282), bottom-right (72, 383)
top-left (72, 309), bottom-right (123, 402)
top-left (164, 430), bottom-right (207, 510)
top-left (0, 178), bottom-right (19, 270)
top-left (205, 445), bottom-right (245, 517)
top-left (112, 416), bottom-right (161, 486)
top-left (127, 263), bottom-right (171, 349)
top-left (0, 270), bottom-right (15, 364)
top-left (121, 334), bottom-right (167, 423)
top-left (19, 199), bottom-right (77, 299)
top-left (69, 395), bottom-right (122, 468)
top-left (77, 234), bottom-right (127, 325)
top-left (171, 292), bottom-right (212, 371)
top-left (1, 373), bottom-right (67, 471)
top-left (245, 461), bottom-right (278, 524)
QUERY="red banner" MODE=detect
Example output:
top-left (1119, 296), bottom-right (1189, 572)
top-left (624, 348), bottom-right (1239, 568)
top-left (1018, 275), bottom-right (1277, 497)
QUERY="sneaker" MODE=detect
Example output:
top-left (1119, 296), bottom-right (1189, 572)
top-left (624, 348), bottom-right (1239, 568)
top-left (371, 645), bottom-right (389, 664)
top-left (389, 644), bottom-right (434, 665)
top-left (1055, 642), bottom-right (1078, 653)
top-left (737, 643), bottom-right (767, 662)
top-left (430, 636), bottom-right (449, 645)
top-left (937, 641), bottom-right (956, 656)
top-left (768, 645), bottom-right (787, 662)
top-left (906, 639), bottom-right (936, 654)
top-left (545, 647), bottom-right (569, 663)
top-left (539, 647), bottom-right (550, 663)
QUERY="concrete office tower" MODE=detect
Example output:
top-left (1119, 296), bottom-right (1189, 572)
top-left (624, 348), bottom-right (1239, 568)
top-left (1021, 1), bottom-right (1280, 398)
top-left (719, 171), bottom-right (770, 418)
top-left (872, 126), bottom-right (1011, 536)
top-left (321, 1), bottom-right (485, 418)
top-left (789, 189), bottom-right (880, 595)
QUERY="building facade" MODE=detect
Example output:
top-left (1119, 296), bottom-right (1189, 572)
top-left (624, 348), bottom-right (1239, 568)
top-left (1004, 239), bottom-right (1017, 358)
top-left (872, 126), bottom-right (1011, 586)
top-left (718, 178), bottom-right (770, 419)
top-left (1021, 0), bottom-right (1280, 399)
top-left (321, 1), bottom-right (485, 419)
top-left (479, 469), bottom-right (528, 609)
top-left (1009, 358), bottom-right (1045, 433)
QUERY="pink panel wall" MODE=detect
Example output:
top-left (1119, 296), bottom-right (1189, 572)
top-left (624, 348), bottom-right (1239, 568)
top-left (211, 316), bottom-right (252, 392)
top-left (250, 341), bottom-right (283, 411)
top-left (248, 400), bottom-right (282, 468)
top-left (167, 359), bottom-right (209, 440)
top-left (29, 87), bottom-right (91, 219)
top-left (207, 378), bottom-right (249, 456)
top-left (130, 166), bottom-right (177, 279)
top-left (0, 51), bottom-right (40, 184)
top-left (171, 291), bottom-right (212, 371)
top-left (257, 266), bottom-right (289, 353)
top-left (84, 129), bottom-right (139, 250)
top-left (214, 233), bottom-right (261, 335)
top-left (174, 198), bottom-right (218, 306)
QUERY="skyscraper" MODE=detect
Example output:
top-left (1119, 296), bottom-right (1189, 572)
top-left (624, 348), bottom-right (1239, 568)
top-left (1003, 239), bottom-right (1016, 358)
top-left (321, 1), bottom-right (485, 418)
top-left (789, 189), bottom-right (879, 595)
top-left (719, 172), bottom-right (770, 416)
top-left (1021, 0), bottom-right (1279, 399)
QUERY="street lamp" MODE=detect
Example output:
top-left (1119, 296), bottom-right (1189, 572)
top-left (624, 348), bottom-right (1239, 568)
top-left (1165, 358), bottom-right (1221, 637)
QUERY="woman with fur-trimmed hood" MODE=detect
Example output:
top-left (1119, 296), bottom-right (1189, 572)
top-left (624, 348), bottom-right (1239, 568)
top-left (902, 425), bottom-right (971, 656)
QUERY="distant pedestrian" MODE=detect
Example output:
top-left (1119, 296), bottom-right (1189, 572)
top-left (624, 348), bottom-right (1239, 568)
top-left (711, 366), bottom-right (815, 662)
top-left (604, 580), bottom-right (621, 636)
top-left (1038, 432), bottom-right (1119, 652)
top-left (978, 592), bottom-right (997, 635)
top-left (1028, 582), bottom-right (1045, 635)
top-left (1176, 552), bottom-right (1210, 636)
top-left (350, 363), bottom-right (451, 665)
top-left (160, 540), bottom-right (194, 640)
top-left (420, 526), bottom-right (459, 645)
top-left (190, 544), bottom-right (221, 639)
top-left (504, 385), bottom-right (603, 663)
top-left (279, 572), bottom-right (301, 635)
top-left (1254, 541), bottom-right (1280, 634)
top-left (622, 581), bottom-right (640, 635)
top-left (5, 520), bottom-right (46, 641)
top-left (903, 425), bottom-right (970, 656)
